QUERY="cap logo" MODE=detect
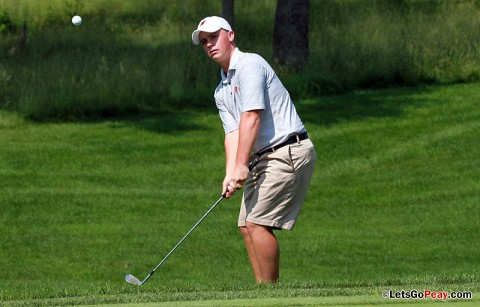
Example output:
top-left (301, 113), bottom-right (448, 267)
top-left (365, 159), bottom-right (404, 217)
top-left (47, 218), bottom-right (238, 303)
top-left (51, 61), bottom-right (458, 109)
top-left (200, 20), bottom-right (206, 26)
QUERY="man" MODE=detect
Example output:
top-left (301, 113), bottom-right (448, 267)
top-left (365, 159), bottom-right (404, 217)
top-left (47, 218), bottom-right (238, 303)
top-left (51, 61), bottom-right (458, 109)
top-left (192, 16), bottom-right (316, 283)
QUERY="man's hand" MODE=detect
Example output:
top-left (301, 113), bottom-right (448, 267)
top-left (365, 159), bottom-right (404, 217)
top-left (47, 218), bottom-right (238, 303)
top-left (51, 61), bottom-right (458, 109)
top-left (223, 163), bottom-right (249, 198)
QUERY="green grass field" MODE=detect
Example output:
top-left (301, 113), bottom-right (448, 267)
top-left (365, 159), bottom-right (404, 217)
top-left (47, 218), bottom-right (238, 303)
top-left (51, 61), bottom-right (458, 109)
top-left (1, 82), bottom-right (479, 305)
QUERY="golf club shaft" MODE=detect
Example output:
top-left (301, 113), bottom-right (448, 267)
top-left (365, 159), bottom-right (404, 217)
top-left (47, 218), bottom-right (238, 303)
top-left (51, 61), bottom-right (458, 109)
top-left (141, 194), bottom-right (225, 284)
top-left (136, 158), bottom-right (260, 285)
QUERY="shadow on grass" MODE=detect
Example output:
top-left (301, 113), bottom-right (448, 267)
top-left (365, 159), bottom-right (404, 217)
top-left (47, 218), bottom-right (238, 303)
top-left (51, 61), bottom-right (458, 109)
top-left (104, 110), bottom-right (210, 134)
top-left (296, 85), bottom-right (436, 127)
top-left (2, 84), bottom-right (440, 135)
top-left (125, 85), bottom-right (439, 134)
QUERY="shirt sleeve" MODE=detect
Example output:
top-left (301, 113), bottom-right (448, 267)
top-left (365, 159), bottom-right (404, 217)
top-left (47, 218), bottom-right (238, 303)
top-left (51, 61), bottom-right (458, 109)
top-left (237, 62), bottom-right (267, 112)
top-left (216, 97), bottom-right (238, 134)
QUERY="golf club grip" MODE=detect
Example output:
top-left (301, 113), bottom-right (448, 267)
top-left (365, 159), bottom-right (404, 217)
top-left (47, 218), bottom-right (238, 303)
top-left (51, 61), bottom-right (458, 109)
top-left (222, 157), bottom-right (260, 197)
top-left (248, 157), bottom-right (260, 171)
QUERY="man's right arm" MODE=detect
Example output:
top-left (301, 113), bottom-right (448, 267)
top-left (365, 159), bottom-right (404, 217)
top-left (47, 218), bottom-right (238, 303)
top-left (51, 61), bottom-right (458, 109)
top-left (223, 129), bottom-right (238, 198)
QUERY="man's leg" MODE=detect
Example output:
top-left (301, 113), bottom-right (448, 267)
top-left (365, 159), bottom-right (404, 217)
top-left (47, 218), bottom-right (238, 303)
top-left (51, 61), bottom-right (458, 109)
top-left (239, 226), bottom-right (262, 282)
top-left (244, 221), bottom-right (279, 283)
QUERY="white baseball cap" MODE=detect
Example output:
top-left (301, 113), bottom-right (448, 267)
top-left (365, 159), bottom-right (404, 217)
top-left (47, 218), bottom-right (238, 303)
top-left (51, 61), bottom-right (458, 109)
top-left (192, 16), bottom-right (232, 45)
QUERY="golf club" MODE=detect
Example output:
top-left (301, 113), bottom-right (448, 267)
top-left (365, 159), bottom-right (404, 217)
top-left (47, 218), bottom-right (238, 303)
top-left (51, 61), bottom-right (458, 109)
top-left (125, 157), bottom-right (260, 286)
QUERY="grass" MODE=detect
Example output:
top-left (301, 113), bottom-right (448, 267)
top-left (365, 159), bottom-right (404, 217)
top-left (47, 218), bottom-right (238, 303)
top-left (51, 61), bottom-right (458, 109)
top-left (4, 282), bottom-right (479, 306)
top-left (2, 1), bottom-right (480, 119)
top-left (1, 82), bottom-right (479, 305)
top-left (1, 276), bottom-right (478, 305)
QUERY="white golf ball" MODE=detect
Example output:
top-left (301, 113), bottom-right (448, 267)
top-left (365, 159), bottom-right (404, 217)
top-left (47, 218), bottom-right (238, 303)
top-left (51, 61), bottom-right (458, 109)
top-left (72, 15), bottom-right (82, 26)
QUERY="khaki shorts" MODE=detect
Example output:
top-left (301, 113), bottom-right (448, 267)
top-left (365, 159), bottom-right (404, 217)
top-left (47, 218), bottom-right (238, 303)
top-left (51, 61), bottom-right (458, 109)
top-left (238, 139), bottom-right (316, 230)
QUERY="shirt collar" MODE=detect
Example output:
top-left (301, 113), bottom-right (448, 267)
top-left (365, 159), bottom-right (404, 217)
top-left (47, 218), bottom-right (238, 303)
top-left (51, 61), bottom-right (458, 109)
top-left (221, 47), bottom-right (241, 85)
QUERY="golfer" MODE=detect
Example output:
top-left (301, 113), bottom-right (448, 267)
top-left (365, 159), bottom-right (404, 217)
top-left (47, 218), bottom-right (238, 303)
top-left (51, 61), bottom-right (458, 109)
top-left (192, 16), bottom-right (316, 283)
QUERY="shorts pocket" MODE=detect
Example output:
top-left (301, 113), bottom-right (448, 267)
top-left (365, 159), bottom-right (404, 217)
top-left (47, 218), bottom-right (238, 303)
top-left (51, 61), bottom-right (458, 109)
top-left (290, 140), bottom-right (316, 171)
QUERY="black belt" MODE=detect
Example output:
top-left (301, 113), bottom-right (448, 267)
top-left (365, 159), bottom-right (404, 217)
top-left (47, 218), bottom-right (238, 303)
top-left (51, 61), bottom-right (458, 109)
top-left (256, 132), bottom-right (309, 157)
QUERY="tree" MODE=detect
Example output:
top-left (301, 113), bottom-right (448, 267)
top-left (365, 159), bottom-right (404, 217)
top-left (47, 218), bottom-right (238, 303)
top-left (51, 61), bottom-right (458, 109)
top-left (222, 0), bottom-right (234, 29)
top-left (273, 0), bottom-right (309, 68)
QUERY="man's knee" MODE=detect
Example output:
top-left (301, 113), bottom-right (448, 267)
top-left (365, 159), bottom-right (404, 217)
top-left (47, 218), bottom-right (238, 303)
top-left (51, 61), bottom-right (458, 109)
top-left (239, 226), bottom-right (249, 237)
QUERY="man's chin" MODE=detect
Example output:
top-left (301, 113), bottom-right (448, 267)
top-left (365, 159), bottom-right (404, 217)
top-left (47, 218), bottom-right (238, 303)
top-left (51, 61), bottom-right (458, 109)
top-left (210, 54), bottom-right (223, 63)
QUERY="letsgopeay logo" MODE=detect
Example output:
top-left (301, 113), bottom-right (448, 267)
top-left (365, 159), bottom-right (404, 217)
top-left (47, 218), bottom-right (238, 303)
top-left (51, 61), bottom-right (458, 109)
top-left (383, 289), bottom-right (472, 301)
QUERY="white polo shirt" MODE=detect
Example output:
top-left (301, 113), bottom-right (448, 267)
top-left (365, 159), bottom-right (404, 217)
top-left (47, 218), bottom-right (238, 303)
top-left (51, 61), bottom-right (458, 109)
top-left (214, 48), bottom-right (306, 153)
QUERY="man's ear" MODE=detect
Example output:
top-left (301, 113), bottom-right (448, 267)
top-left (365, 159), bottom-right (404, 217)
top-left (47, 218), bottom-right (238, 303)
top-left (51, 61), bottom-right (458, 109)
top-left (228, 30), bottom-right (235, 43)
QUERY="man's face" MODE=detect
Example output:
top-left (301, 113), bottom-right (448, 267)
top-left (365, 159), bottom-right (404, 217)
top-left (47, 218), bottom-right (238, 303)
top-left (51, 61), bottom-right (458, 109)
top-left (198, 29), bottom-right (234, 63)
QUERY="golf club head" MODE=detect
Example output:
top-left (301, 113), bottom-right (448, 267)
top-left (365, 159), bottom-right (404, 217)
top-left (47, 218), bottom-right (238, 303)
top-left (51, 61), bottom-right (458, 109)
top-left (125, 274), bottom-right (142, 286)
